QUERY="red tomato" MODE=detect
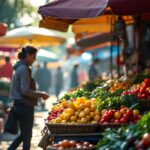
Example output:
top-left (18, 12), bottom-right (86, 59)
top-left (142, 133), bottom-right (150, 147)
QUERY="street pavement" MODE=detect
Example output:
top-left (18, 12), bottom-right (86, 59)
top-left (0, 96), bottom-right (57, 150)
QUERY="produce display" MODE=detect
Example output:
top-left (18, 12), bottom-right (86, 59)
top-left (97, 112), bottom-right (150, 150)
top-left (123, 78), bottom-right (150, 99)
top-left (48, 140), bottom-right (96, 150)
top-left (99, 107), bottom-right (141, 124)
top-left (44, 74), bottom-right (150, 149)
top-left (47, 97), bottom-right (100, 124)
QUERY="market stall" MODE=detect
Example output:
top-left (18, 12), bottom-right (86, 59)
top-left (38, 73), bottom-right (150, 150)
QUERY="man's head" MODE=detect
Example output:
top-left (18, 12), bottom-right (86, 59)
top-left (5, 56), bottom-right (10, 63)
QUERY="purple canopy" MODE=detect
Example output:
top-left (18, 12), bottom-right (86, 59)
top-left (39, 0), bottom-right (109, 19)
top-left (39, 0), bottom-right (150, 19)
top-left (109, 0), bottom-right (150, 15)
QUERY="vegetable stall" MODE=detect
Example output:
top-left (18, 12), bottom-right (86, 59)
top-left (38, 73), bottom-right (150, 150)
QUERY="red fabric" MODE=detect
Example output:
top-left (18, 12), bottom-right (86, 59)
top-left (109, 0), bottom-right (150, 15)
top-left (0, 63), bottom-right (13, 80)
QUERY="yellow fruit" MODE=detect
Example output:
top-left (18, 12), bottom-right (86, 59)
top-left (77, 119), bottom-right (81, 124)
top-left (84, 108), bottom-right (90, 115)
top-left (79, 111), bottom-right (86, 118)
top-left (90, 105), bottom-right (96, 111)
top-left (90, 112), bottom-right (95, 118)
top-left (75, 111), bottom-right (80, 117)
top-left (94, 115), bottom-right (101, 121)
top-left (78, 104), bottom-right (85, 110)
top-left (70, 116), bottom-right (77, 122)
top-left (86, 115), bottom-right (91, 122)
top-left (80, 118), bottom-right (88, 124)
top-left (55, 118), bottom-right (61, 123)
top-left (91, 98), bottom-right (97, 104)
top-left (95, 110), bottom-right (101, 116)
top-left (68, 102), bottom-right (75, 109)
top-left (85, 100), bottom-right (91, 108)
top-left (66, 108), bottom-right (75, 116)
top-left (61, 120), bottom-right (67, 124)
top-left (91, 120), bottom-right (98, 124)
top-left (63, 113), bottom-right (70, 121)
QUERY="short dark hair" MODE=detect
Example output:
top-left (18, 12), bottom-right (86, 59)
top-left (18, 46), bottom-right (37, 59)
top-left (5, 56), bottom-right (10, 62)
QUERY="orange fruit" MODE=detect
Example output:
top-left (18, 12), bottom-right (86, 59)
top-left (68, 102), bottom-right (75, 109)
top-left (78, 104), bottom-right (85, 110)
top-left (90, 105), bottom-right (96, 111)
top-left (85, 100), bottom-right (91, 108)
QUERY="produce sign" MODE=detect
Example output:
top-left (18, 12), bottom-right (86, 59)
top-left (97, 112), bottom-right (150, 150)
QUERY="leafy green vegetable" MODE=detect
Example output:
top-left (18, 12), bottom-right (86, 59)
top-left (131, 73), bottom-right (150, 84)
top-left (97, 112), bottom-right (150, 150)
top-left (60, 88), bottom-right (91, 101)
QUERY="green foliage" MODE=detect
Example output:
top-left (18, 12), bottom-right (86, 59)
top-left (91, 88), bottom-right (137, 111)
top-left (82, 79), bottom-right (103, 92)
top-left (60, 88), bottom-right (91, 101)
top-left (131, 73), bottom-right (150, 84)
top-left (0, 0), bottom-right (35, 28)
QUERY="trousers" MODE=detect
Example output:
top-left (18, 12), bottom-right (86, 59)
top-left (8, 103), bottom-right (34, 150)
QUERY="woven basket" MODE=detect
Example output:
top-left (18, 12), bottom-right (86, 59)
top-left (46, 123), bottom-right (100, 134)
top-left (139, 99), bottom-right (150, 112)
top-left (47, 145), bottom-right (96, 150)
top-left (100, 123), bottom-right (127, 132)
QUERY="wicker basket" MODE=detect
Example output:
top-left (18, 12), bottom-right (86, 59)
top-left (139, 99), bottom-right (150, 112)
top-left (100, 123), bottom-right (127, 132)
top-left (46, 123), bottom-right (100, 134)
top-left (47, 145), bottom-right (96, 150)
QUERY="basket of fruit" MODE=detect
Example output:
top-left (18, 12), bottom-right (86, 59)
top-left (100, 123), bottom-right (127, 132)
top-left (47, 140), bottom-right (96, 150)
top-left (46, 123), bottom-right (100, 134)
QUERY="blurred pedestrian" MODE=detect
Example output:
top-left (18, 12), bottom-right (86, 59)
top-left (34, 62), bottom-right (51, 110)
top-left (55, 66), bottom-right (63, 98)
top-left (0, 56), bottom-right (13, 80)
top-left (88, 58), bottom-right (99, 81)
top-left (8, 46), bottom-right (49, 150)
top-left (70, 64), bottom-right (79, 89)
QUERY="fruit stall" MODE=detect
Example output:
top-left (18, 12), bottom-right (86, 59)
top-left (39, 73), bottom-right (150, 150)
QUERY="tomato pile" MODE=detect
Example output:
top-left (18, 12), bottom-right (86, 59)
top-left (100, 107), bottom-right (141, 124)
top-left (50, 139), bottom-right (95, 149)
top-left (123, 78), bottom-right (150, 99)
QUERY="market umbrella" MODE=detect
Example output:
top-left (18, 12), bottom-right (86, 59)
top-left (0, 26), bottom-right (65, 48)
top-left (39, 0), bottom-right (109, 19)
top-left (109, 0), bottom-right (150, 15)
top-left (36, 49), bottom-right (58, 62)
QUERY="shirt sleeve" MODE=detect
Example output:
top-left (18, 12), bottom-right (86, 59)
top-left (19, 66), bottom-right (43, 98)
